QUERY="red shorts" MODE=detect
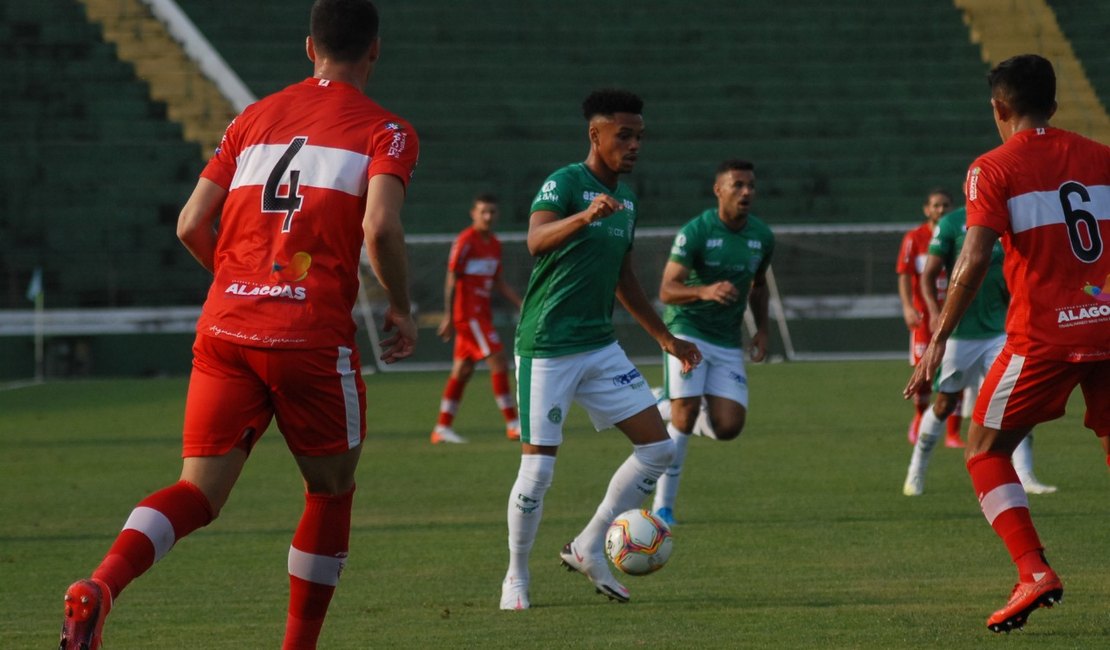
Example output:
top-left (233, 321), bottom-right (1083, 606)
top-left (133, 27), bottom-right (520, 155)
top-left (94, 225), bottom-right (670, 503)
top-left (453, 317), bottom-right (503, 362)
top-left (909, 323), bottom-right (931, 366)
top-left (973, 345), bottom-right (1110, 436)
top-left (183, 335), bottom-right (367, 457)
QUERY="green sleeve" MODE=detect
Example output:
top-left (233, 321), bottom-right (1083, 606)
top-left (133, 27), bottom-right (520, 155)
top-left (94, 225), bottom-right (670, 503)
top-left (530, 169), bottom-right (572, 216)
top-left (668, 221), bottom-right (701, 268)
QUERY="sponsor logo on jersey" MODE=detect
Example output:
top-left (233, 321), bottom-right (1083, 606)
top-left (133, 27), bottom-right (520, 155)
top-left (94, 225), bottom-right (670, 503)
top-left (611, 367), bottom-right (643, 387)
top-left (542, 180), bottom-right (557, 192)
top-left (967, 166), bottom-right (981, 201)
top-left (729, 371), bottom-right (748, 386)
top-left (387, 129), bottom-right (408, 158)
top-left (580, 192), bottom-right (635, 213)
top-left (463, 257), bottom-right (500, 277)
top-left (706, 238), bottom-right (723, 249)
top-left (224, 282), bottom-right (308, 301)
top-left (536, 191), bottom-right (559, 203)
top-left (385, 122), bottom-right (401, 130)
top-left (1056, 302), bottom-right (1110, 326)
top-left (747, 240), bottom-right (762, 250)
top-left (547, 405), bottom-right (563, 424)
top-left (1082, 274), bottom-right (1110, 303)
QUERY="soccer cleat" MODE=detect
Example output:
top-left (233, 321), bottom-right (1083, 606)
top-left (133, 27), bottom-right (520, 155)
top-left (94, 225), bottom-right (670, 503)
top-left (945, 433), bottom-right (965, 448)
top-left (60, 578), bottom-right (112, 650)
top-left (1019, 476), bottom-right (1058, 495)
top-left (506, 420), bottom-right (521, 441)
top-left (499, 576), bottom-right (530, 611)
top-left (559, 541), bottom-right (630, 603)
top-left (986, 570), bottom-right (1063, 633)
top-left (430, 426), bottom-right (467, 444)
top-left (902, 472), bottom-right (924, 497)
top-left (654, 507), bottom-right (676, 527)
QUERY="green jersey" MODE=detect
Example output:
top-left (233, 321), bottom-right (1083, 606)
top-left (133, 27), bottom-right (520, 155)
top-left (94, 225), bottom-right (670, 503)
top-left (929, 207), bottom-right (1007, 339)
top-left (663, 209), bottom-right (775, 348)
top-left (515, 163), bottom-right (638, 358)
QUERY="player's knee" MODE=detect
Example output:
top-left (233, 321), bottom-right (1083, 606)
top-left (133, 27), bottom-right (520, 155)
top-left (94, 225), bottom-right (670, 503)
top-left (713, 416), bottom-right (745, 441)
top-left (634, 438), bottom-right (675, 473)
top-left (932, 393), bottom-right (960, 418)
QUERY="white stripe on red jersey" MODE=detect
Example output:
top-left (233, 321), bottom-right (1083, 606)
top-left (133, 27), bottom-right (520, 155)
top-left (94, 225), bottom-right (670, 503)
top-left (231, 142), bottom-right (371, 197)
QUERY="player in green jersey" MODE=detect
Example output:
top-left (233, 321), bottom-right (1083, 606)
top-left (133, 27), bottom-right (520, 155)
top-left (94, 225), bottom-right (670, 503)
top-left (902, 206), bottom-right (1054, 496)
top-left (651, 160), bottom-right (774, 526)
top-left (500, 89), bottom-right (701, 611)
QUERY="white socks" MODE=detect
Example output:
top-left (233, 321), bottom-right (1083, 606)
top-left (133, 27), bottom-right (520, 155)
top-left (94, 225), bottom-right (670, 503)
top-left (907, 407), bottom-right (944, 476)
top-left (506, 454), bottom-right (556, 580)
top-left (652, 423), bottom-right (690, 512)
top-left (1011, 434), bottom-right (1035, 480)
top-left (574, 439), bottom-right (675, 558)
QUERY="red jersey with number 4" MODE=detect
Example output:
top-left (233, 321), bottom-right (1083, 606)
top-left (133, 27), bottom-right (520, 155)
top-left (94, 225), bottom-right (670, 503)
top-left (896, 222), bottom-right (946, 316)
top-left (965, 127), bottom-right (1110, 362)
top-left (196, 78), bottom-right (419, 348)
top-left (448, 227), bottom-right (502, 322)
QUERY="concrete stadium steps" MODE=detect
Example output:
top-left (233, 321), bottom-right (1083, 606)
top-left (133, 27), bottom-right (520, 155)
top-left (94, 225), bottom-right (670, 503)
top-left (1049, 1), bottom-right (1110, 112)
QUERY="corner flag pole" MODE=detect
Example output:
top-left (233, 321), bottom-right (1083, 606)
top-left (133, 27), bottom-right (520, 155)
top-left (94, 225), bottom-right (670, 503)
top-left (26, 267), bottom-right (45, 382)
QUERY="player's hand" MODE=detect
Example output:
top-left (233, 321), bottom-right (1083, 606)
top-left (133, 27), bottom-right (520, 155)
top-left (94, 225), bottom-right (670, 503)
top-left (380, 307), bottom-right (417, 364)
top-left (663, 336), bottom-right (702, 374)
top-left (702, 281), bottom-right (740, 305)
top-left (436, 318), bottom-right (453, 342)
top-left (749, 330), bottom-right (768, 363)
top-left (902, 305), bottom-right (922, 331)
top-left (584, 194), bottom-right (624, 223)
top-left (904, 338), bottom-right (945, 399)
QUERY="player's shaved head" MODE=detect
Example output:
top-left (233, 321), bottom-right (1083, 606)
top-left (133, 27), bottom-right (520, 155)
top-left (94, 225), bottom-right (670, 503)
top-left (310, 0), bottom-right (379, 63)
top-left (988, 54), bottom-right (1056, 121)
top-left (582, 89), bottom-right (643, 121)
top-left (716, 159), bottom-right (755, 177)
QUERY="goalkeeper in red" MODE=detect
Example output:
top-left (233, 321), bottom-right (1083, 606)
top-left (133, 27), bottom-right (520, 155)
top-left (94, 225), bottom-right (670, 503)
top-left (905, 54), bottom-right (1110, 633)
top-left (60, 2), bottom-right (419, 648)
top-left (651, 159), bottom-right (774, 526)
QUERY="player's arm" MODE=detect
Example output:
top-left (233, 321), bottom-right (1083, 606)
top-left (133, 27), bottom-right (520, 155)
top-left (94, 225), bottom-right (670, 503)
top-left (748, 270), bottom-right (770, 362)
top-left (494, 273), bottom-right (522, 310)
top-left (919, 255), bottom-right (944, 332)
top-left (904, 225), bottom-right (997, 397)
top-left (897, 272), bottom-right (921, 331)
top-left (363, 173), bottom-right (416, 364)
top-left (659, 260), bottom-right (739, 305)
top-left (616, 253), bottom-right (701, 373)
top-left (526, 194), bottom-right (624, 255)
top-left (437, 269), bottom-right (457, 342)
top-left (176, 178), bottom-right (228, 274)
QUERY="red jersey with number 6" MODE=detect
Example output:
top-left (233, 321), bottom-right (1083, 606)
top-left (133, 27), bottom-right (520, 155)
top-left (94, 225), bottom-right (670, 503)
top-left (965, 127), bottom-right (1110, 362)
top-left (448, 226), bottom-right (502, 322)
top-left (196, 78), bottom-right (419, 349)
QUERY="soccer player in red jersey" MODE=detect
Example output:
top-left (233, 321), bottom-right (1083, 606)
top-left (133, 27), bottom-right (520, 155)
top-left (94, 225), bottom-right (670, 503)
top-left (897, 189), bottom-right (963, 447)
top-left (431, 193), bottom-right (523, 444)
top-left (906, 54), bottom-right (1110, 633)
top-left (59, 2), bottom-right (418, 649)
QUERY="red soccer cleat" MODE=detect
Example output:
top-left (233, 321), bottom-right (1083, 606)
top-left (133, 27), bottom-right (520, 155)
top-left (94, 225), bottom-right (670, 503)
top-left (59, 578), bottom-right (112, 650)
top-left (986, 570), bottom-right (1063, 633)
top-left (945, 432), bottom-right (965, 448)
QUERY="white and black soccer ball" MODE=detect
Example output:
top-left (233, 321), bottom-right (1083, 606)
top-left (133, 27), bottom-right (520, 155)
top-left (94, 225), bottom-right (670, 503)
top-left (605, 509), bottom-right (673, 575)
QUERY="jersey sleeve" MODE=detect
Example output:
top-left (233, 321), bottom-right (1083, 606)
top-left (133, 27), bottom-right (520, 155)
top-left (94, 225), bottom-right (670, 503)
top-left (530, 169), bottom-right (573, 216)
top-left (200, 114), bottom-right (243, 189)
top-left (965, 159), bottom-right (1010, 234)
top-left (368, 118), bottom-right (420, 190)
top-left (668, 221), bottom-right (700, 267)
top-left (928, 217), bottom-right (955, 262)
top-left (447, 231), bottom-right (471, 275)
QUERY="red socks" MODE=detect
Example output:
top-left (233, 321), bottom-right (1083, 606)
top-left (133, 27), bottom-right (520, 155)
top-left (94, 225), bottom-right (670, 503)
top-left (437, 377), bottom-right (465, 428)
top-left (283, 487), bottom-right (355, 650)
top-left (966, 452), bottom-right (1048, 581)
top-left (92, 480), bottom-right (214, 600)
top-left (491, 371), bottom-right (518, 423)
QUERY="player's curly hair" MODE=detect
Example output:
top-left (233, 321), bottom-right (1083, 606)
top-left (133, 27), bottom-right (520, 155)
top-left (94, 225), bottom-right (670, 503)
top-left (582, 89), bottom-right (644, 120)
top-left (310, 0), bottom-right (379, 63)
top-left (988, 54), bottom-right (1056, 120)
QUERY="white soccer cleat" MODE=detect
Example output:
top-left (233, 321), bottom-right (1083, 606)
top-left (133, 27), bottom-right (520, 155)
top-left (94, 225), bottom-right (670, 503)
top-left (559, 540), bottom-right (630, 603)
top-left (903, 472), bottom-right (924, 497)
top-left (1020, 476), bottom-right (1058, 495)
top-left (430, 425), bottom-right (467, 444)
top-left (499, 576), bottom-right (530, 611)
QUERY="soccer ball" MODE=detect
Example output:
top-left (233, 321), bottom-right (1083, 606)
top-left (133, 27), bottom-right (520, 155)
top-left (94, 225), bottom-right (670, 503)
top-left (605, 509), bottom-right (673, 575)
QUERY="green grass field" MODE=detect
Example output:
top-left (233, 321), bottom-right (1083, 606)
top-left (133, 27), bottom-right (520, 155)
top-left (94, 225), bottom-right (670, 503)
top-left (3, 361), bottom-right (1108, 648)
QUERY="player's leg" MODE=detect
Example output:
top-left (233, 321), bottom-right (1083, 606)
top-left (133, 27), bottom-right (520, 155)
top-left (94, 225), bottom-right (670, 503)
top-left (967, 348), bottom-right (1079, 632)
top-left (564, 344), bottom-right (673, 602)
top-left (908, 327), bottom-right (931, 444)
top-left (653, 337), bottom-right (708, 525)
top-left (945, 393), bottom-right (965, 448)
top-left (269, 344), bottom-right (367, 649)
top-left (903, 390), bottom-right (960, 496)
top-left (486, 349), bottom-right (521, 440)
top-left (432, 349), bottom-right (475, 444)
top-left (501, 354), bottom-right (575, 610)
top-left (62, 336), bottom-right (267, 650)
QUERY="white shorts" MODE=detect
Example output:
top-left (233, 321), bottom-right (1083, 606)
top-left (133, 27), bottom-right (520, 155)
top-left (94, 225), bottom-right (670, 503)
top-left (663, 334), bottom-right (749, 408)
top-left (515, 341), bottom-right (657, 446)
top-left (935, 334), bottom-right (1005, 394)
